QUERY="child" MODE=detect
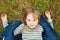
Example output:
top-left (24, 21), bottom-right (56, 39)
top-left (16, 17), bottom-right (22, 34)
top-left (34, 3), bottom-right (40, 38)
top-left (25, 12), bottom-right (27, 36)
top-left (1, 7), bottom-right (58, 40)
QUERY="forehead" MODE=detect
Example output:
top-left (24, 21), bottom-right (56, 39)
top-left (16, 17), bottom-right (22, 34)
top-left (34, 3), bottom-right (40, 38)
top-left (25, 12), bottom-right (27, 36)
top-left (26, 13), bottom-right (33, 19)
top-left (26, 13), bottom-right (39, 19)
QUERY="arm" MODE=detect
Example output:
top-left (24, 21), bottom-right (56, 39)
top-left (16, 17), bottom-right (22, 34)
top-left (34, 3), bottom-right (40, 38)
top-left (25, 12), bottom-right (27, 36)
top-left (47, 18), bottom-right (54, 29)
top-left (2, 18), bottom-right (24, 36)
top-left (2, 19), bottom-right (8, 28)
top-left (45, 11), bottom-right (54, 29)
top-left (1, 13), bottom-right (24, 36)
top-left (14, 23), bottom-right (24, 36)
top-left (1, 13), bottom-right (8, 28)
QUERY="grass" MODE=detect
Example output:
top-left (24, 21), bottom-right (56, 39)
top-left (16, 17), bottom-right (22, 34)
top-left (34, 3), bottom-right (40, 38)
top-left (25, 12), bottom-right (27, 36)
top-left (0, 0), bottom-right (60, 38)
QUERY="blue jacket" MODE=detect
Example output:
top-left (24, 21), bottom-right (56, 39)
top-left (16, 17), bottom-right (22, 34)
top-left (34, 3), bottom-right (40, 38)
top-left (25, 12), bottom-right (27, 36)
top-left (0, 15), bottom-right (59, 40)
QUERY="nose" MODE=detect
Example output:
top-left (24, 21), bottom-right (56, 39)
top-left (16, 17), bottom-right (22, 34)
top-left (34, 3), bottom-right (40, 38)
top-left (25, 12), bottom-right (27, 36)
top-left (30, 21), bottom-right (35, 25)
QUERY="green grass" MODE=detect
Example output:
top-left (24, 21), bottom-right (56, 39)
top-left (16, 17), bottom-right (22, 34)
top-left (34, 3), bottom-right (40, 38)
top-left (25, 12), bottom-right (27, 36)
top-left (0, 0), bottom-right (60, 38)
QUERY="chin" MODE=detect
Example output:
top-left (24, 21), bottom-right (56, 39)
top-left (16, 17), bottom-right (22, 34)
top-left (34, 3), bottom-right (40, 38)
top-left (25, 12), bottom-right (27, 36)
top-left (29, 26), bottom-right (36, 29)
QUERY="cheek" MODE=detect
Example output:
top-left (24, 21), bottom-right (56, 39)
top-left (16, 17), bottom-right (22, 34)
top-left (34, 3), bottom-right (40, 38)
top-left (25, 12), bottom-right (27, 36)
top-left (26, 20), bottom-right (30, 25)
top-left (34, 20), bottom-right (39, 25)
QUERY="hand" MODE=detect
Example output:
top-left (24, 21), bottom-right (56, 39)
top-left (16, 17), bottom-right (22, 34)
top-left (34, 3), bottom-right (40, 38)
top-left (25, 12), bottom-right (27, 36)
top-left (1, 13), bottom-right (7, 20)
top-left (45, 11), bottom-right (51, 20)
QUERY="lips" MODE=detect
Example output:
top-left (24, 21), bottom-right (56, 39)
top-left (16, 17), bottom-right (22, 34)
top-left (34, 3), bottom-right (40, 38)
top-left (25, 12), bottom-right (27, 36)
top-left (30, 25), bottom-right (34, 26)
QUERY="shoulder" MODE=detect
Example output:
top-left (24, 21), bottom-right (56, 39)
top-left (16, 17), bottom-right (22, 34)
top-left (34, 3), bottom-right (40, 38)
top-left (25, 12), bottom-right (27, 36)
top-left (37, 24), bottom-right (44, 32)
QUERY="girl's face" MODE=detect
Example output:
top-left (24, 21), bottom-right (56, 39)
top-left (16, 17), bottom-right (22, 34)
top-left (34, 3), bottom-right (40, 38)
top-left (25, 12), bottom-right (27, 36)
top-left (26, 13), bottom-right (39, 29)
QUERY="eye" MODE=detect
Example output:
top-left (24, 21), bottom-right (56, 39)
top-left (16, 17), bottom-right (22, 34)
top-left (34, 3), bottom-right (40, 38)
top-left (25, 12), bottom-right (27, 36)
top-left (33, 19), bottom-right (36, 21)
top-left (28, 19), bottom-right (31, 21)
